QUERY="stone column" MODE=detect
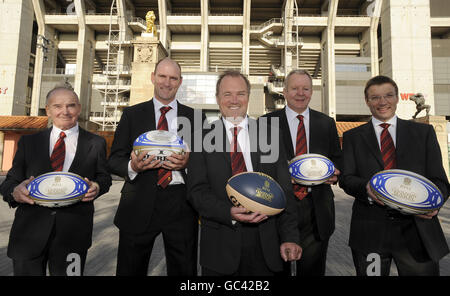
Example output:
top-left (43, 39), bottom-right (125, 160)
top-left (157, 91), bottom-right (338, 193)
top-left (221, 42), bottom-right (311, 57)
top-left (200, 0), bottom-right (209, 72)
top-left (360, 0), bottom-right (383, 76)
top-left (320, 0), bottom-right (338, 119)
top-left (0, 0), bottom-right (34, 115)
top-left (413, 116), bottom-right (450, 178)
top-left (130, 36), bottom-right (168, 106)
top-left (74, 0), bottom-right (95, 125)
top-left (158, 0), bottom-right (170, 50)
top-left (380, 0), bottom-right (435, 119)
top-left (242, 0), bottom-right (251, 75)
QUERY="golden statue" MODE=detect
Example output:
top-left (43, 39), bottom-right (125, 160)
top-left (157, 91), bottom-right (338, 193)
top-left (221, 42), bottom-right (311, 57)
top-left (145, 11), bottom-right (157, 36)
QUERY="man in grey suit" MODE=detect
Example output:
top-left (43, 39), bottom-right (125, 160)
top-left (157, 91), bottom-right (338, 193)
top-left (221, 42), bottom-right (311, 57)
top-left (340, 75), bottom-right (450, 275)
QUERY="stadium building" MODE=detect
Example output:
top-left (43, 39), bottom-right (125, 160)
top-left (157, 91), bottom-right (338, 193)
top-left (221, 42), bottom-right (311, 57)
top-left (0, 0), bottom-right (449, 173)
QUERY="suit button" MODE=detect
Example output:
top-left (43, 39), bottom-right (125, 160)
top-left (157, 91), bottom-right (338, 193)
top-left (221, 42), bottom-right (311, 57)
top-left (51, 211), bottom-right (56, 216)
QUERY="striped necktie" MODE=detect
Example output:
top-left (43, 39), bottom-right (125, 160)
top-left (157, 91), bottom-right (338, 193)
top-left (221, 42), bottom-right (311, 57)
top-left (293, 115), bottom-right (308, 200)
top-left (380, 123), bottom-right (396, 170)
top-left (230, 127), bottom-right (247, 176)
top-left (157, 106), bottom-right (172, 188)
top-left (50, 131), bottom-right (66, 172)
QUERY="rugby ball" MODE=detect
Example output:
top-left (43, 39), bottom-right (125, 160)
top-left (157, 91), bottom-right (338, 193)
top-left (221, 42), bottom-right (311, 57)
top-left (288, 153), bottom-right (335, 186)
top-left (369, 169), bottom-right (444, 215)
top-left (133, 130), bottom-right (186, 161)
top-left (226, 172), bottom-right (286, 216)
top-left (27, 172), bottom-right (89, 208)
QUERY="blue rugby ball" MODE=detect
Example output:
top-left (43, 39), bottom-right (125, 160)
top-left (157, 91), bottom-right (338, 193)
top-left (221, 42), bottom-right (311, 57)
top-left (369, 169), bottom-right (444, 215)
top-left (27, 172), bottom-right (89, 208)
top-left (288, 153), bottom-right (335, 186)
top-left (133, 130), bottom-right (186, 161)
top-left (226, 172), bottom-right (286, 216)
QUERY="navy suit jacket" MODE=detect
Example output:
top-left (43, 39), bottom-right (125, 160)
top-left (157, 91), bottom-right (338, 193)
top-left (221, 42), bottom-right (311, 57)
top-left (262, 108), bottom-right (342, 240)
top-left (187, 118), bottom-right (299, 274)
top-left (0, 127), bottom-right (112, 260)
top-left (108, 99), bottom-right (204, 234)
top-left (340, 119), bottom-right (450, 261)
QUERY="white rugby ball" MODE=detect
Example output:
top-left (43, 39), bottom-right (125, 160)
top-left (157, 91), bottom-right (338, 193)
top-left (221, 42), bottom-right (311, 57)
top-left (133, 130), bottom-right (186, 161)
top-left (288, 153), bottom-right (335, 186)
top-left (369, 169), bottom-right (444, 215)
top-left (27, 172), bottom-right (89, 208)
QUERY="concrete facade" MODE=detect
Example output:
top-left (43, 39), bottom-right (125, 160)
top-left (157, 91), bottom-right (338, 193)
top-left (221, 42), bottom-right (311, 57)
top-left (0, 0), bottom-right (449, 128)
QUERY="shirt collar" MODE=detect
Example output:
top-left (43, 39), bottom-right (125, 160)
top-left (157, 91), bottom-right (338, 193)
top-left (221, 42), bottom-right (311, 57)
top-left (52, 123), bottom-right (79, 137)
top-left (153, 98), bottom-right (178, 113)
top-left (371, 115), bottom-right (397, 129)
top-left (285, 105), bottom-right (310, 122)
top-left (222, 115), bottom-right (249, 132)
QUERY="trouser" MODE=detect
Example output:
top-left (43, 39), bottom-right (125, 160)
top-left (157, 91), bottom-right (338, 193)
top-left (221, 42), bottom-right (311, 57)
top-left (13, 223), bottom-right (87, 276)
top-left (202, 223), bottom-right (274, 276)
top-left (287, 195), bottom-right (329, 276)
top-left (351, 215), bottom-right (439, 276)
top-left (116, 184), bottom-right (198, 276)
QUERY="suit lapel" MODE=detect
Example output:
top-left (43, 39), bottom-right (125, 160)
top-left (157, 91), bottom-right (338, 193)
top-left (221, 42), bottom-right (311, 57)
top-left (361, 122), bottom-right (384, 168)
top-left (69, 127), bottom-right (91, 173)
top-left (395, 118), bottom-right (408, 167)
top-left (249, 118), bottom-right (259, 171)
top-left (309, 109), bottom-right (319, 154)
top-left (146, 99), bottom-right (156, 131)
top-left (43, 128), bottom-right (53, 171)
top-left (279, 108), bottom-right (295, 159)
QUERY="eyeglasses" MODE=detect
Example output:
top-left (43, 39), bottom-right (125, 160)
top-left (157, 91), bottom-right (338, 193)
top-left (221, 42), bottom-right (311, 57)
top-left (367, 94), bottom-right (396, 102)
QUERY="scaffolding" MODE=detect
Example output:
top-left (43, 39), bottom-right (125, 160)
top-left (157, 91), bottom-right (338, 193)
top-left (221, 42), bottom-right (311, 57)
top-left (90, 0), bottom-right (130, 131)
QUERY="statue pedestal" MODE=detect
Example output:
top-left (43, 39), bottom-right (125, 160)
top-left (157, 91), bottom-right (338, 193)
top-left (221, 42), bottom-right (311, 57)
top-left (413, 116), bottom-right (450, 177)
top-left (129, 36), bottom-right (168, 106)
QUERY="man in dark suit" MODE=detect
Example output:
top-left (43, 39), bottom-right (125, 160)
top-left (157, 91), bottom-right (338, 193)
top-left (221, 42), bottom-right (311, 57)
top-left (263, 69), bottom-right (342, 276)
top-left (108, 58), bottom-right (203, 275)
top-left (340, 75), bottom-right (450, 275)
top-left (0, 86), bottom-right (112, 276)
top-left (187, 70), bottom-right (302, 276)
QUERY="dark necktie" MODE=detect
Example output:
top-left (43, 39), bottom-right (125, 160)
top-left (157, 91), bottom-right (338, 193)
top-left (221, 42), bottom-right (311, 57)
top-left (380, 123), bottom-right (396, 170)
top-left (230, 127), bottom-right (247, 176)
top-left (293, 115), bottom-right (308, 200)
top-left (50, 131), bottom-right (66, 172)
top-left (157, 106), bottom-right (172, 188)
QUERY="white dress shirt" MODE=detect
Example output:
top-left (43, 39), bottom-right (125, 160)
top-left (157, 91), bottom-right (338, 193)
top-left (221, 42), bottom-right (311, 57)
top-left (222, 116), bottom-right (254, 173)
top-left (285, 105), bottom-right (310, 155)
top-left (128, 98), bottom-right (184, 185)
top-left (50, 124), bottom-right (79, 172)
top-left (371, 115), bottom-right (398, 149)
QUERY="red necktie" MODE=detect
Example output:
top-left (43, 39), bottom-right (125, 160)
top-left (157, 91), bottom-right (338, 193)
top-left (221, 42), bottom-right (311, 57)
top-left (293, 115), bottom-right (308, 200)
top-left (50, 131), bottom-right (66, 171)
top-left (380, 123), bottom-right (396, 170)
top-left (157, 106), bottom-right (172, 188)
top-left (230, 127), bottom-right (247, 176)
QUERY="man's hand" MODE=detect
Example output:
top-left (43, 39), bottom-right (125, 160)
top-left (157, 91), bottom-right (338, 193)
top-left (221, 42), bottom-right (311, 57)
top-left (280, 242), bottom-right (302, 262)
top-left (12, 177), bottom-right (35, 205)
top-left (416, 210), bottom-right (438, 220)
top-left (366, 182), bottom-right (385, 206)
top-left (325, 168), bottom-right (341, 185)
top-left (130, 151), bottom-right (163, 173)
top-left (82, 178), bottom-right (100, 202)
top-left (161, 152), bottom-right (190, 171)
top-left (230, 207), bottom-right (268, 224)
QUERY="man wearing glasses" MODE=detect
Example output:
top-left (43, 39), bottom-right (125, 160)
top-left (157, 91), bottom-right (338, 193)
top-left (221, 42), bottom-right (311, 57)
top-left (340, 75), bottom-right (450, 275)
